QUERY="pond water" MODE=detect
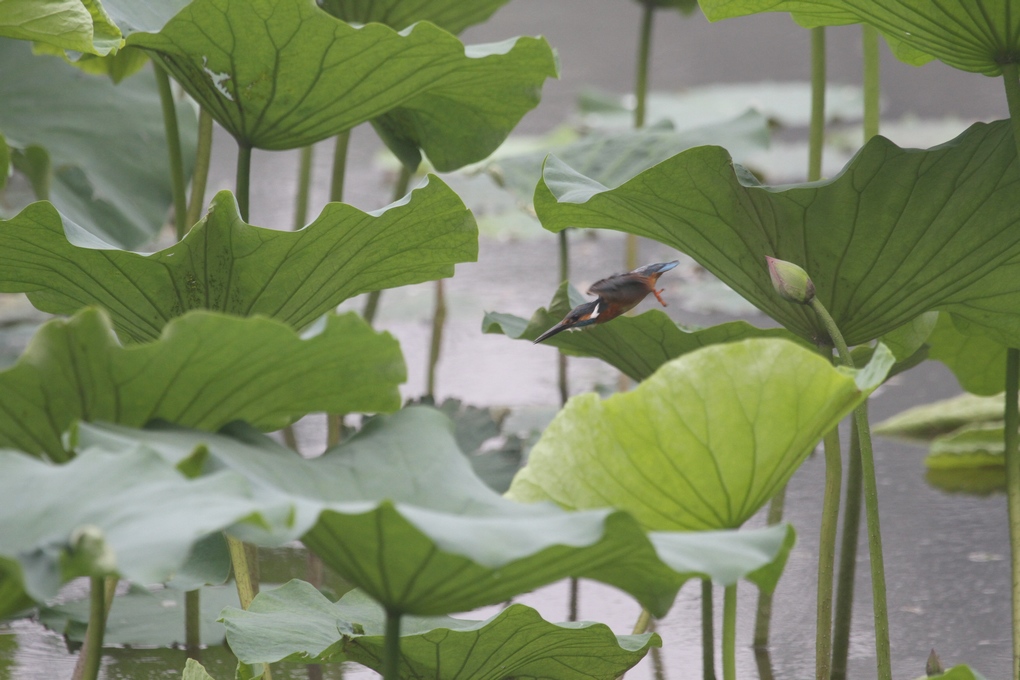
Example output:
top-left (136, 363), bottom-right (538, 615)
top-left (1, 1), bottom-right (1013, 678)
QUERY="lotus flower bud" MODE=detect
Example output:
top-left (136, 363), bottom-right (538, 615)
top-left (766, 256), bottom-right (815, 305)
top-left (69, 524), bottom-right (117, 576)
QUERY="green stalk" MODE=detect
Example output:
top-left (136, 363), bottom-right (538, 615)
top-left (568, 577), bottom-right (579, 621)
top-left (702, 580), bottom-right (716, 680)
top-left (722, 584), bottom-right (737, 680)
top-left (809, 297), bottom-right (891, 680)
top-left (558, 227), bottom-right (570, 414)
top-left (632, 608), bottom-right (652, 634)
top-left (815, 421), bottom-right (841, 680)
top-left (1001, 60), bottom-right (1020, 680)
top-left (293, 145), bottom-right (314, 230)
top-left (185, 108), bottom-right (214, 231)
top-left (236, 145), bottom-right (252, 222)
top-left (627, 1), bottom-right (655, 271)
top-left (227, 535), bottom-right (259, 609)
top-left (330, 131), bottom-right (351, 203)
top-left (808, 27), bottom-right (826, 182)
top-left (831, 416), bottom-right (862, 680)
top-left (425, 278), bottom-right (446, 399)
top-left (752, 485), bottom-right (786, 647)
top-left (185, 589), bottom-right (200, 656)
top-left (363, 163), bottom-right (415, 325)
top-left (383, 609), bottom-right (402, 680)
top-left (862, 25), bottom-right (880, 142)
top-left (71, 576), bottom-right (116, 680)
top-left (1007, 348), bottom-right (1020, 680)
top-left (154, 65), bottom-right (188, 240)
top-left (79, 577), bottom-right (106, 680)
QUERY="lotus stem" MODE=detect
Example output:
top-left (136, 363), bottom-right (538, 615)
top-left (185, 108), bottom-right (213, 232)
top-left (815, 419), bottom-right (841, 680)
top-left (185, 588), bottom-right (201, 656)
top-left (1000, 60), bottom-right (1020, 680)
top-left (330, 131), bottom-right (350, 203)
top-left (626, 0), bottom-right (654, 271)
top-left (632, 608), bottom-right (652, 634)
top-left (809, 297), bottom-right (891, 680)
top-left (425, 278), bottom-right (446, 399)
top-left (1006, 348), bottom-right (1020, 680)
top-left (226, 535), bottom-right (258, 608)
top-left (383, 609), bottom-right (402, 680)
top-left (722, 584), bottom-right (737, 680)
top-left (282, 424), bottom-right (299, 451)
top-left (808, 27), bottom-right (826, 182)
top-left (154, 64), bottom-right (188, 240)
top-left (568, 577), bottom-right (579, 621)
top-left (363, 162), bottom-right (415, 325)
top-left (293, 145), bottom-right (314, 230)
top-left (862, 25), bottom-right (880, 142)
top-left (79, 576), bottom-right (106, 680)
top-left (235, 144), bottom-right (252, 222)
top-left (753, 484), bottom-right (786, 647)
top-left (831, 416), bottom-right (862, 680)
top-left (702, 580), bottom-right (716, 680)
top-left (72, 575), bottom-right (116, 680)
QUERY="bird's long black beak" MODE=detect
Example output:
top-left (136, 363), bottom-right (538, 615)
top-left (533, 321), bottom-right (573, 344)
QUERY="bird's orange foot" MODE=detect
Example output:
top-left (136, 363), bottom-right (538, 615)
top-left (653, 288), bottom-right (668, 307)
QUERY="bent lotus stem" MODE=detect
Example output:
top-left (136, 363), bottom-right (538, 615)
top-left (808, 296), bottom-right (891, 680)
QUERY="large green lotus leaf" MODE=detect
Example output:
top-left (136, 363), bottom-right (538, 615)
top-left (699, 0), bottom-right (1019, 75)
top-left (927, 313), bottom-right (1007, 396)
top-left (482, 282), bottom-right (803, 381)
top-left (0, 0), bottom-right (120, 54)
top-left (0, 39), bottom-right (197, 249)
top-left (73, 408), bottom-right (797, 617)
top-left (221, 580), bottom-right (659, 679)
top-left (126, 0), bottom-right (557, 169)
top-left (318, 0), bottom-right (511, 33)
top-left (0, 307), bottom-right (403, 460)
top-left (873, 393), bottom-right (1006, 441)
top-left (0, 446), bottom-right (269, 616)
top-left (0, 182), bottom-right (476, 342)
top-left (483, 112), bottom-right (770, 205)
top-left (509, 338), bottom-right (893, 530)
top-left (535, 121), bottom-right (1020, 347)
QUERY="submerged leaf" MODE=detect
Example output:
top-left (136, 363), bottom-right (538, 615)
top-left (0, 39), bottom-right (196, 248)
top-left (483, 282), bottom-right (803, 381)
top-left (535, 121), bottom-right (1020, 346)
top-left (481, 112), bottom-right (770, 204)
top-left (0, 447), bottom-right (266, 616)
top-left (874, 393), bottom-right (1006, 441)
top-left (128, 0), bottom-right (557, 168)
top-left (223, 580), bottom-right (658, 678)
top-left (75, 408), bottom-right (797, 617)
top-left (0, 183), bottom-right (476, 341)
top-left (508, 339), bottom-right (892, 530)
top-left (0, 308), bottom-right (403, 460)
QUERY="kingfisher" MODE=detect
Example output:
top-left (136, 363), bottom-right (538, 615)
top-left (534, 260), bottom-right (680, 344)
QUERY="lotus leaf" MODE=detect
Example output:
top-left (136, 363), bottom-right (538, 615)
top-left (0, 308), bottom-right (403, 461)
top-left (73, 408), bottom-right (797, 617)
top-left (222, 580), bottom-right (659, 679)
top-left (508, 338), bottom-right (893, 530)
top-left (534, 121), bottom-right (1020, 346)
top-left (0, 183), bottom-right (476, 341)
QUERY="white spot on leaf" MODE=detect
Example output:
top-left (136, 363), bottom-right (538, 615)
top-left (202, 56), bottom-right (234, 101)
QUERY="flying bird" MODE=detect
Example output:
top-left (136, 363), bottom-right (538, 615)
top-left (534, 260), bottom-right (679, 344)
